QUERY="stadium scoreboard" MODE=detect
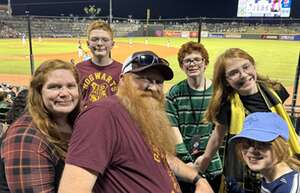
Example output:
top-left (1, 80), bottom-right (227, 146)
top-left (237, 0), bottom-right (292, 17)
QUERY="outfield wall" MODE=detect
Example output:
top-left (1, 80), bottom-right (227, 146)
top-left (151, 29), bottom-right (300, 41)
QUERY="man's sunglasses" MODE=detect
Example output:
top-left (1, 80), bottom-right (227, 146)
top-left (123, 54), bottom-right (169, 70)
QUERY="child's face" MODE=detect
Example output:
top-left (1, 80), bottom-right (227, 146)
top-left (225, 57), bottom-right (257, 96)
top-left (87, 29), bottom-right (114, 59)
top-left (181, 51), bottom-right (207, 79)
top-left (240, 139), bottom-right (275, 173)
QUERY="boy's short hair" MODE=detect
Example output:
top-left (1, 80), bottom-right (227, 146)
top-left (177, 41), bottom-right (209, 68)
top-left (87, 20), bottom-right (113, 39)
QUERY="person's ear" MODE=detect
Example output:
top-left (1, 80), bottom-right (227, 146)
top-left (112, 40), bottom-right (115, 47)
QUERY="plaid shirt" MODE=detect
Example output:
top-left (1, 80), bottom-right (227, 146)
top-left (0, 114), bottom-right (63, 193)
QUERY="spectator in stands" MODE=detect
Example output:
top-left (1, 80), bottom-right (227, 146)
top-left (9, 86), bottom-right (19, 99)
top-left (77, 40), bottom-right (83, 59)
top-left (0, 91), bottom-right (10, 109)
top-left (76, 20), bottom-right (122, 108)
top-left (229, 112), bottom-right (300, 193)
top-left (0, 91), bottom-right (11, 127)
top-left (6, 89), bottom-right (28, 125)
top-left (58, 51), bottom-right (214, 193)
top-left (0, 59), bottom-right (80, 193)
top-left (165, 41), bottom-right (223, 193)
top-left (194, 48), bottom-right (300, 193)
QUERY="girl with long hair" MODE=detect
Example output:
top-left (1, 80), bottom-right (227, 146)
top-left (194, 48), bottom-right (300, 193)
top-left (230, 112), bottom-right (300, 193)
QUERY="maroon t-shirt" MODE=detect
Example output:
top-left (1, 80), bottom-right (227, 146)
top-left (75, 59), bottom-right (122, 107)
top-left (66, 96), bottom-right (181, 193)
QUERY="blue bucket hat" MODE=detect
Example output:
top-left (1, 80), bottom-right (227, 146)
top-left (229, 112), bottom-right (289, 144)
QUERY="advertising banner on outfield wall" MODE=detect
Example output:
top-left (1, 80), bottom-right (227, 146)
top-left (190, 31), bottom-right (198, 38)
top-left (201, 31), bottom-right (209, 38)
top-left (163, 31), bottom-right (181, 37)
top-left (155, 30), bottom-right (163, 37)
top-left (184, 31), bottom-right (209, 38)
top-left (181, 31), bottom-right (190, 38)
top-left (293, 35), bottom-right (300, 41)
top-left (241, 34), bottom-right (262, 39)
top-left (208, 34), bottom-right (224, 38)
top-left (261, 35), bottom-right (279, 40)
top-left (225, 34), bottom-right (242, 39)
top-left (279, 35), bottom-right (294, 40)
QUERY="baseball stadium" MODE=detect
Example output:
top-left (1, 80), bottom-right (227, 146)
top-left (1, 8), bottom-right (300, 105)
top-left (0, 0), bottom-right (300, 192)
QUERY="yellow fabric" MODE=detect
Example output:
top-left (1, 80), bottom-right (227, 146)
top-left (229, 88), bottom-right (300, 154)
top-left (229, 93), bottom-right (245, 135)
top-left (218, 175), bottom-right (227, 193)
top-left (268, 89), bottom-right (300, 154)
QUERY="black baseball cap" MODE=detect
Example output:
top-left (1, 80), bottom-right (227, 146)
top-left (122, 51), bottom-right (174, 81)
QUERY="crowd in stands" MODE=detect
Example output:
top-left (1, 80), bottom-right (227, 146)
top-left (0, 83), bottom-right (28, 136)
top-left (0, 21), bottom-right (19, 38)
top-left (0, 15), bottom-right (300, 39)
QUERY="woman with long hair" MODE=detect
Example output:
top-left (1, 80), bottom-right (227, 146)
top-left (0, 59), bottom-right (80, 193)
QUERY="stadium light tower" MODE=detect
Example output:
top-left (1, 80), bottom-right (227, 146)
top-left (7, 0), bottom-right (12, 15)
top-left (109, 0), bottom-right (112, 24)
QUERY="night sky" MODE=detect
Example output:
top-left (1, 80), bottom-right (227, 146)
top-left (1, 0), bottom-right (300, 19)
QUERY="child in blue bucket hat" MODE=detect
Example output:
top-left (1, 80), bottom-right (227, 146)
top-left (229, 112), bottom-right (300, 193)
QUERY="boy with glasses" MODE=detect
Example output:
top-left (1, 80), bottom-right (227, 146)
top-left (229, 112), bottom-right (300, 193)
top-left (76, 20), bottom-right (122, 108)
top-left (165, 41), bottom-right (223, 193)
top-left (195, 48), bottom-right (300, 193)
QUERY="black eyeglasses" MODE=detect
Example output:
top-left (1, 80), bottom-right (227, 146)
top-left (123, 53), bottom-right (169, 71)
top-left (182, 57), bottom-right (205, 66)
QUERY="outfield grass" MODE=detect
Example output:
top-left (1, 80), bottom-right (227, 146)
top-left (0, 37), bottom-right (299, 87)
top-left (117, 37), bottom-right (300, 87)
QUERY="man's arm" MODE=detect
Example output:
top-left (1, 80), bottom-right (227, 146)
top-left (58, 164), bottom-right (98, 193)
top-left (167, 155), bottom-right (214, 193)
top-left (194, 123), bottom-right (227, 172)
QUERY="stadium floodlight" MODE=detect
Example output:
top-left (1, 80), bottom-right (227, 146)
top-left (109, 0), bottom-right (112, 24)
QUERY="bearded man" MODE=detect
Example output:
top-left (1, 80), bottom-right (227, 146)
top-left (58, 51), bottom-right (213, 193)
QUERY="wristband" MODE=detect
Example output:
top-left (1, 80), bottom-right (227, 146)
top-left (192, 172), bottom-right (206, 185)
top-left (192, 174), bottom-right (201, 185)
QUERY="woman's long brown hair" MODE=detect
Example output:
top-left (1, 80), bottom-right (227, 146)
top-left (27, 59), bottom-right (81, 159)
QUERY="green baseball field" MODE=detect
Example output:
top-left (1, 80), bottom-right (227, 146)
top-left (0, 37), bottom-right (299, 91)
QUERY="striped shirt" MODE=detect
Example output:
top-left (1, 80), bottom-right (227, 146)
top-left (261, 170), bottom-right (300, 193)
top-left (165, 79), bottom-right (222, 177)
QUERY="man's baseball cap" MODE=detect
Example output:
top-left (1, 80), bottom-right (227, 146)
top-left (229, 112), bottom-right (289, 144)
top-left (122, 51), bottom-right (174, 80)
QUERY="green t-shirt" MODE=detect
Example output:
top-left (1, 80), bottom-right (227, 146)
top-left (165, 79), bottom-right (222, 177)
